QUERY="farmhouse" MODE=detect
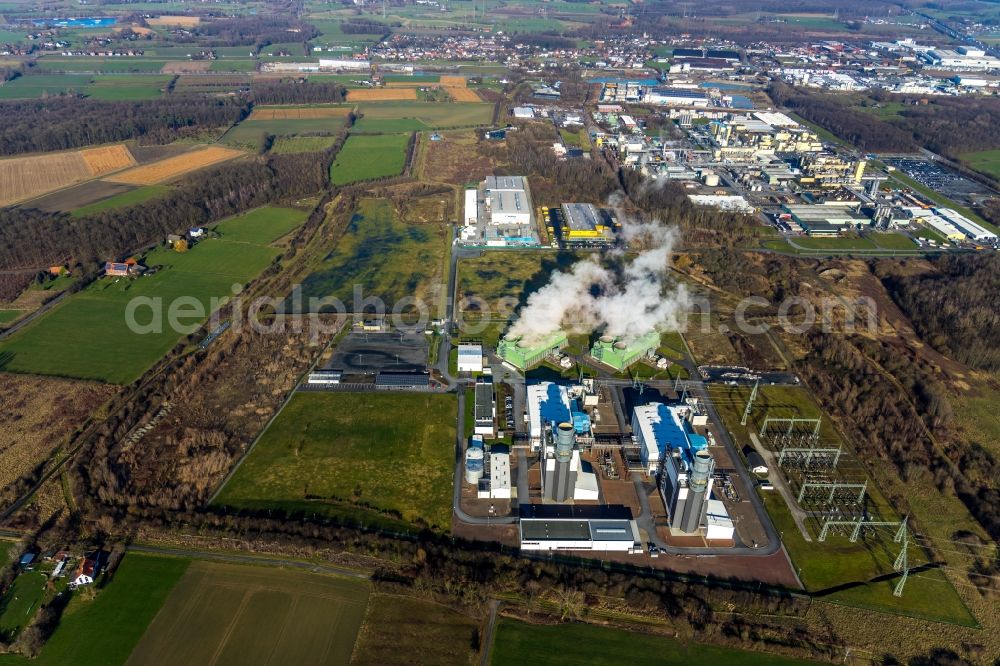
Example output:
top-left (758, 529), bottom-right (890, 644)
top-left (70, 551), bottom-right (106, 588)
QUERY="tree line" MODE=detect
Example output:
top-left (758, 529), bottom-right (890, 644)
top-left (251, 80), bottom-right (347, 105)
top-left (0, 96), bottom-right (249, 156)
top-left (163, 15), bottom-right (319, 49)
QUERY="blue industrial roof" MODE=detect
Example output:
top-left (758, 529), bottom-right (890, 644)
top-left (642, 403), bottom-right (703, 466)
top-left (536, 382), bottom-right (571, 427)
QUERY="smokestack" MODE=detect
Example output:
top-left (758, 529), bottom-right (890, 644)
top-left (680, 449), bottom-right (714, 533)
top-left (555, 422), bottom-right (575, 462)
top-left (542, 422), bottom-right (577, 503)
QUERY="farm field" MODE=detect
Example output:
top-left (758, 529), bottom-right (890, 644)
top-left (223, 117), bottom-right (349, 150)
top-left (33, 58), bottom-right (171, 74)
top-left (0, 74), bottom-right (92, 99)
top-left (0, 144), bottom-right (136, 207)
top-left (0, 554), bottom-right (190, 666)
top-left (247, 105), bottom-right (352, 121)
top-left (329, 133), bottom-right (410, 185)
top-left (126, 561), bottom-right (369, 666)
top-left (104, 146), bottom-right (243, 185)
top-left (269, 135), bottom-right (339, 154)
top-left (351, 101), bottom-right (494, 133)
top-left (298, 198), bottom-right (448, 311)
top-left (346, 87), bottom-right (417, 101)
top-left (211, 206), bottom-right (309, 245)
top-left (0, 144), bottom-right (135, 206)
top-left (491, 620), bottom-right (816, 666)
top-left (84, 75), bottom-right (171, 100)
top-left (0, 236), bottom-right (280, 384)
top-left (0, 373), bottom-right (114, 497)
top-left (214, 391), bottom-right (457, 530)
top-left (447, 86), bottom-right (482, 102)
top-left (70, 185), bottom-right (171, 217)
top-left (0, 309), bottom-right (23, 324)
top-left (351, 594), bottom-right (478, 665)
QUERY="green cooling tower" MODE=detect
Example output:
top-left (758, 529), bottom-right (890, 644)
top-left (589, 330), bottom-right (661, 371)
top-left (497, 331), bottom-right (569, 370)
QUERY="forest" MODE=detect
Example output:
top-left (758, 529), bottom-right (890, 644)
top-left (168, 15), bottom-right (319, 48)
top-left (251, 80), bottom-right (347, 105)
top-left (0, 96), bottom-right (249, 156)
top-left (882, 253), bottom-right (1000, 371)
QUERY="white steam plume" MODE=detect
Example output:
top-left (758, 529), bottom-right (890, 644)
top-left (507, 208), bottom-right (688, 344)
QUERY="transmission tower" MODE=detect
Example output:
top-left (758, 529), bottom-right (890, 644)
top-left (741, 378), bottom-right (759, 426)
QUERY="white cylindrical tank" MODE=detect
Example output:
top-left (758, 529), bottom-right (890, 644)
top-left (703, 171), bottom-right (720, 187)
top-left (465, 447), bottom-right (485, 485)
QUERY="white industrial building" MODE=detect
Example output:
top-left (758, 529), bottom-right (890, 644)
top-left (464, 189), bottom-right (478, 226)
top-left (478, 450), bottom-right (511, 499)
top-left (921, 214), bottom-right (965, 241)
top-left (519, 518), bottom-right (642, 552)
top-left (922, 48), bottom-right (1000, 70)
top-left (484, 176), bottom-right (533, 226)
top-left (512, 106), bottom-right (535, 119)
top-left (705, 499), bottom-right (735, 541)
top-left (457, 343), bottom-right (484, 373)
top-left (644, 87), bottom-right (711, 107)
top-left (318, 58), bottom-right (371, 70)
top-left (934, 208), bottom-right (997, 242)
top-left (306, 370), bottom-right (341, 384)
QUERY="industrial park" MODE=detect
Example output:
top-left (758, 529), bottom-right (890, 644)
top-left (2, 1), bottom-right (999, 664)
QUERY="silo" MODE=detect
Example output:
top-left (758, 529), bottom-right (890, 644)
top-left (680, 449), bottom-right (714, 533)
top-left (465, 447), bottom-right (485, 485)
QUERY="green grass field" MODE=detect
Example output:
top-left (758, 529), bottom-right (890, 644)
top-left (222, 114), bottom-right (349, 151)
top-left (0, 571), bottom-right (47, 642)
top-left (126, 560), bottom-right (369, 666)
top-left (33, 58), bottom-right (171, 73)
top-left (961, 148), bottom-right (1000, 180)
top-left (330, 133), bottom-right (410, 185)
top-left (0, 74), bottom-right (92, 99)
top-left (0, 554), bottom-right (190, 666)
top-left (0, 309), bottom-right (23, 324)
top-left (0, 236), bottom-right (280, 384)
top-left (71, 185), bottom-right (171, 218)
top-left (298, 197), bottom-right (448, 310)
top-left (492, 620), bottom-right (816, 666)
top-left (215, 391), bottom-right (457, 530)
top-left (350, 102), bottom-right (494, 133)
top-left (211, 206), bottom-right (309, 245)
top-left (85, 75), bottom-right (171, 100)
top-left (269, 135), bottom-right (339, 154)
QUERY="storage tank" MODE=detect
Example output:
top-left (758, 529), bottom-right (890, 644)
top-left (465, 447), bottom-right (485, 485)
top-left (702, 171), bottom-right (720, 187)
